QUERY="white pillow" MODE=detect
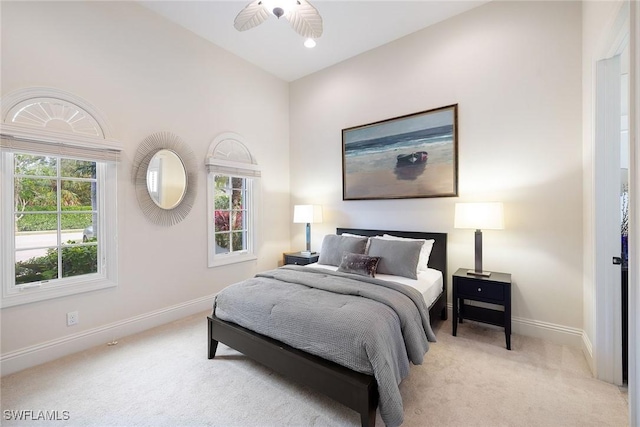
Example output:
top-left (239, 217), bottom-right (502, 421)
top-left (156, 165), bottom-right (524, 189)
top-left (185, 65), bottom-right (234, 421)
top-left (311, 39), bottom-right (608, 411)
top-left (381, 234), bottom-right (435, 272)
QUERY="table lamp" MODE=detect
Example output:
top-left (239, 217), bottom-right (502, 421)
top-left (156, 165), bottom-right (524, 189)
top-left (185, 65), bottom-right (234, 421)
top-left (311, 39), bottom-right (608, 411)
top-left (454, 202), bottom-right (504, 277)
top-left (293, 205), bottom-right (323, 256)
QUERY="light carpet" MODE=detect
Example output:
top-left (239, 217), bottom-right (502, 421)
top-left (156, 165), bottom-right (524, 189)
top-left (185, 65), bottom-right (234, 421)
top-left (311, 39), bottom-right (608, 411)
top-left (1, 312), bottom-right (629, 427)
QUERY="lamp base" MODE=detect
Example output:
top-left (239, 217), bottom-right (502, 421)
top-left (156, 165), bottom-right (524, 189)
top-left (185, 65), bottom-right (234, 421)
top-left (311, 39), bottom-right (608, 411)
top-left (466, 269), bottom-right (492, 277)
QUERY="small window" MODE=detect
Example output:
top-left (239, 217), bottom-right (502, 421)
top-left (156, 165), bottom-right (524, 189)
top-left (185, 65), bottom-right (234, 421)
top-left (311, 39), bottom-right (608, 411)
top-left (213, 175), bottom-right (251, 255)
top-left (206, 133), bottom-right (260, 267)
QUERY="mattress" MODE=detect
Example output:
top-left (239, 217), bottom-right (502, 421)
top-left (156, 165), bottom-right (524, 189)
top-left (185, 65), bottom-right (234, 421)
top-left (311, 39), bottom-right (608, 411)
top-left (306, 262), bottom-right (444, 308)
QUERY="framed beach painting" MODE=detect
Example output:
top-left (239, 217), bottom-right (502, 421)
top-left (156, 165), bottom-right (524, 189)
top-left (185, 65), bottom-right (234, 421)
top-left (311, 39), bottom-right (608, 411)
top-left (342, 104), bottom-right (458, 200)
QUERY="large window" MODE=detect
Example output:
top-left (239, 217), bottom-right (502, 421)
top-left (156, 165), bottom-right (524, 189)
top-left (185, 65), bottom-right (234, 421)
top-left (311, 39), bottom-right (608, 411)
top-left (12, 153), bottom-right (99, 285)
top-left (206, 133), bottom-right (260, 267)
top-left (0, 90), bottom-right (120, 307)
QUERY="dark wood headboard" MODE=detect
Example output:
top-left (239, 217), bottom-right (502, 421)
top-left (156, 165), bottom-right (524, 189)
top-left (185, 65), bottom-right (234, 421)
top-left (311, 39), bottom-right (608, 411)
top-left (336, 228), bottom-right (448, 288)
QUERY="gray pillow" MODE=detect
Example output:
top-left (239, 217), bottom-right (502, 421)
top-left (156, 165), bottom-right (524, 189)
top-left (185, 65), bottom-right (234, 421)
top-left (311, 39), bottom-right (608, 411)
top-left (337, 252), bottom-right (380, 278)
top-left (318, 235), bottom-right (368, 266)
top-left (366, 237), bottom-right (424, 279)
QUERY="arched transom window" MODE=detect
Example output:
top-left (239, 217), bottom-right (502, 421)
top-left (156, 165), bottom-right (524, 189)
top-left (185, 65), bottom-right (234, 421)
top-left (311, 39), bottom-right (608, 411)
top-left (7, 98), bottom-right (104, 137)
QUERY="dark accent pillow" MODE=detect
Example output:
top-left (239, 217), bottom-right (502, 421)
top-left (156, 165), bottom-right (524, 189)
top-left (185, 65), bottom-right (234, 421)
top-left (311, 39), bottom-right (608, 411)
top-left (337, 252), bottom-right (380, 278)
top-left (366, 237), bottom-right (424, 280)
top-left (318, 235), bottom-right (368, 266)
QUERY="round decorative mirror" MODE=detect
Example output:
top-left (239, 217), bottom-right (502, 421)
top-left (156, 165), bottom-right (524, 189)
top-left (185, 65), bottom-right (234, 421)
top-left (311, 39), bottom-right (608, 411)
top-left (146, 149), bottom-right (187, 209)
top-left (132, 131), bottom-right (197, 226)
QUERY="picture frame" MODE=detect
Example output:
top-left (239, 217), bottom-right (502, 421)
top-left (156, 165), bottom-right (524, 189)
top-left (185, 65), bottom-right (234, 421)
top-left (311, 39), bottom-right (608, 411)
top-left (342, 104), bottom-right (458, 200)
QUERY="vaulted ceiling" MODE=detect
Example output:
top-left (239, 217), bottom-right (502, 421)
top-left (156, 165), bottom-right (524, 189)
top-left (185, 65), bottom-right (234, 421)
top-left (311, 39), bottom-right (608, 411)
top-left (139, 1), bottom-right (489, 82)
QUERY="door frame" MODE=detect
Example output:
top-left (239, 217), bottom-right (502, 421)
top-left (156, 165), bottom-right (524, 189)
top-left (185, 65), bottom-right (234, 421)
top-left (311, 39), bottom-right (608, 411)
top-left (595, 50), bottom-right (623, 385)
top-left (594, 2), bottom-right (638, 424)
top-left (628, 2), bottom-right (638, 424)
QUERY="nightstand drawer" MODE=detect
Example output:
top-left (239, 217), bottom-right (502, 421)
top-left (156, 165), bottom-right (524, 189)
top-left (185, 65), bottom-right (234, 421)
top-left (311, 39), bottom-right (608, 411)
top-left (283, 252), bottom-right (319, 266)
top-left (453, 268), bottom-right (512, 349)
top-left (456, 278), bottom-right (504, 301)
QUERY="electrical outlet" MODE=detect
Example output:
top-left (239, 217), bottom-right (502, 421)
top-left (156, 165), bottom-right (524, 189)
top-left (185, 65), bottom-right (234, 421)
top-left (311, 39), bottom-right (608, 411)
top-left (67, 311), bottom-right (78, 326)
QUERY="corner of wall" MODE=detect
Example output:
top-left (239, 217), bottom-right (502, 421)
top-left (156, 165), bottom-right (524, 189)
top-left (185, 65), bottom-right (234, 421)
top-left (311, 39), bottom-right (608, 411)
top-left (582, 330), bottom-right (595, 375)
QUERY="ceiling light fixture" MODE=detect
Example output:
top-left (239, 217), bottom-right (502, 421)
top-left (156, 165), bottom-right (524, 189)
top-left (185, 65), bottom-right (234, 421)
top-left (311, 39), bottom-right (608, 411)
top-left (261, 0), bottom-right (297, 18)
top-left (234, 0), bottom-right (323, 39)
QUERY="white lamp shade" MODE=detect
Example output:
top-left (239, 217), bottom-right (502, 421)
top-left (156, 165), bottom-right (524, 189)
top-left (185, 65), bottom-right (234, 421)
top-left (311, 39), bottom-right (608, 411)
top-left (293, 205), bottom-right (323, 224)
top-left (454, 202), bottom-right (504, 230)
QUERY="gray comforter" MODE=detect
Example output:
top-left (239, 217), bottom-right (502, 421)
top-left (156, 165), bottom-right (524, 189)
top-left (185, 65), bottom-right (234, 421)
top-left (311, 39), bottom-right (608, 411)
top-left (213, 265), bottom-right (437, 427)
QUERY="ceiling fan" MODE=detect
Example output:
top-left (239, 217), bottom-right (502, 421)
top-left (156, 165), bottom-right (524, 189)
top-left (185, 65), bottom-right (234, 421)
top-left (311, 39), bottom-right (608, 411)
top-left (234, 0), bottom-right (323, 39)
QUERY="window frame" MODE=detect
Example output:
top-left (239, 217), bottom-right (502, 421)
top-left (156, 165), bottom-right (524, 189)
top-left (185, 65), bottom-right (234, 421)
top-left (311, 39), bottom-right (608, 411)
top-left (206, 133), bottom-right (260, 268)
top-left (207, 173), bottom-right (257, 267)
top-left (0, 150), bottom-right (118, 307)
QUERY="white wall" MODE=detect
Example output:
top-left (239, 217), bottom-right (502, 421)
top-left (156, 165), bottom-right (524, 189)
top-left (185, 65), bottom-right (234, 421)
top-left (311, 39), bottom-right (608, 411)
top-left (289, 1), bottom-right (583, 345)
top-left (0, 1), bottom-right (290, 373)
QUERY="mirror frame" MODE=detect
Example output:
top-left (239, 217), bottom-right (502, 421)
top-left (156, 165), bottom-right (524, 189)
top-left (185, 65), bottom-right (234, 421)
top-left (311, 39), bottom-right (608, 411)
top-left (132, 131), bottom-right (197, 226)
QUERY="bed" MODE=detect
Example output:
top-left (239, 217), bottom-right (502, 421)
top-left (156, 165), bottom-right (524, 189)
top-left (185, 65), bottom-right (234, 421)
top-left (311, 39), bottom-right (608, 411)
top-left (208, 228), bottom-right (447, 427)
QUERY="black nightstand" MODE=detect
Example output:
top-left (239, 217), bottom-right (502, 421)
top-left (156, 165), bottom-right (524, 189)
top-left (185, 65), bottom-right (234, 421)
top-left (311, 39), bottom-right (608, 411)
top-left (283, 252), bottom-right (319, 266)
top-left (452, 268), bottom-right (512, 350)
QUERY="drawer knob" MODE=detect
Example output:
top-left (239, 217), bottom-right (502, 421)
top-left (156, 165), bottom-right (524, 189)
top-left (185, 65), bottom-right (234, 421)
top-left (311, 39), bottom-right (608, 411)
top-left (477, 287), bottom-right (482, 292)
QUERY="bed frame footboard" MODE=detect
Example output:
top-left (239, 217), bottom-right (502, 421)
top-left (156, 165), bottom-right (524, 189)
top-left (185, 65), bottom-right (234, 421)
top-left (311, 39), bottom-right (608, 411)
top-left (208, 315), bottom-right (378, 427)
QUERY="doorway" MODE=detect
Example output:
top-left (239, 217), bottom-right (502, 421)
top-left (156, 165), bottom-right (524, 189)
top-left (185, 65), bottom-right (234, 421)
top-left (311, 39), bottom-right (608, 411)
top-left (594, 13), bottom-right (630, 385)
top-left (620, 53), bottom-right (630, 384)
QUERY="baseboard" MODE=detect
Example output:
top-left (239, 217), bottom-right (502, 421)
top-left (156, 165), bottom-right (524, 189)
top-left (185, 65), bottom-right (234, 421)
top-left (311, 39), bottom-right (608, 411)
top-left (4, 299), bottom-right (588, 376)
top-left (511, 316), bottom-right (583, 347)
top-left (582, 332), bottom-right (595, 375)
top-left (1, 294), bottom-right (216, 376)
top-left (446, 304), bottom-right (584, 347)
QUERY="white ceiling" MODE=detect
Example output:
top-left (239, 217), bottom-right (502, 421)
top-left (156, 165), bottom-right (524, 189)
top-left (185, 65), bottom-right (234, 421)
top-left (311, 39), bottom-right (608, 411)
top-left (139, 1), bottom-right (489, 82)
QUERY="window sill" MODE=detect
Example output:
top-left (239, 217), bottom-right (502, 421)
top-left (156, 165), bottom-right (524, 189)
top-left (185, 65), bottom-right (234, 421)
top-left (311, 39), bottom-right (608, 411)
top-left (208, 253), bottom-right (257, 268)
top-left (1, 276), bottom-right (117, 308)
